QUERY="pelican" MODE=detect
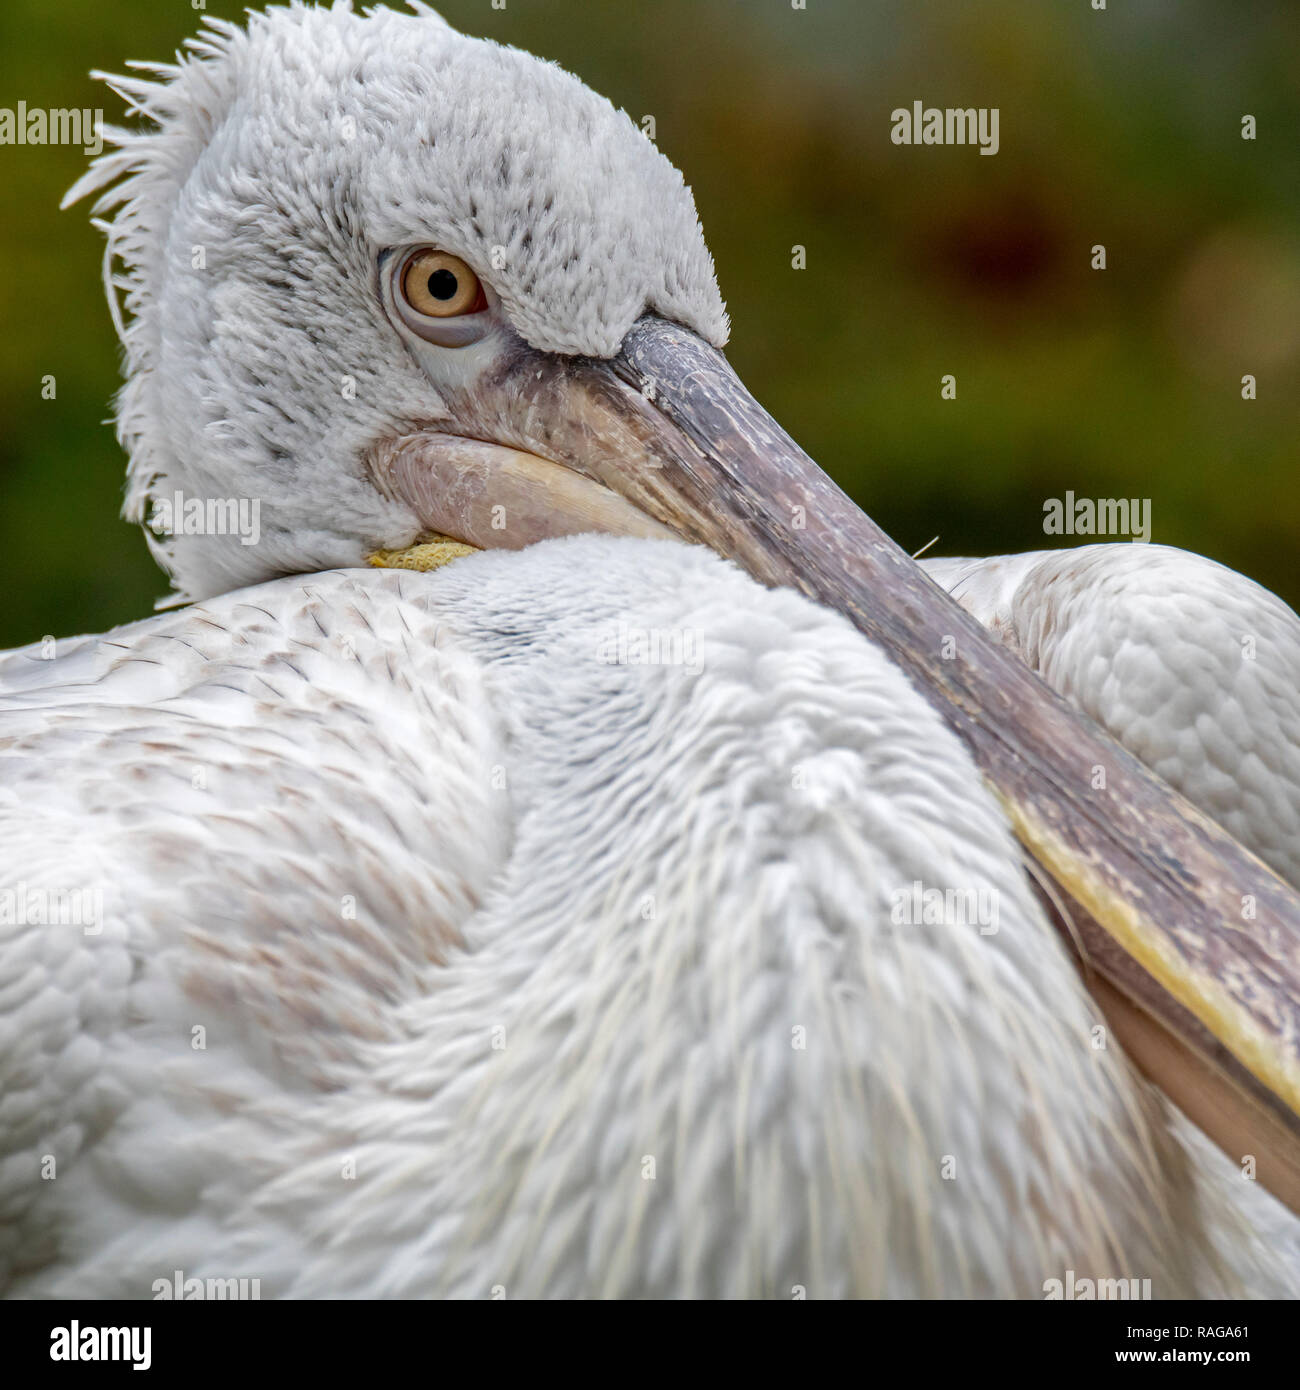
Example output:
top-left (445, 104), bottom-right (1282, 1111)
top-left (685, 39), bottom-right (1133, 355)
top-left (2, 3), bottom-right (1299, 1297)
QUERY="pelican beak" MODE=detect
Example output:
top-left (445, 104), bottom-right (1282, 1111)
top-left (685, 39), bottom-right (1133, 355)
top-left (372, 314), bottom-right (1300, 1210)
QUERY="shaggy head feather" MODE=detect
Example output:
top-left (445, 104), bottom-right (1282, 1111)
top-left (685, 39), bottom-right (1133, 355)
top-left (66, 1), bottom-right (728, 602)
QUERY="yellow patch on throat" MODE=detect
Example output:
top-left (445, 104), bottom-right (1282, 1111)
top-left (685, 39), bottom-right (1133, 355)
top-left (366, 534), bottom-right (481, 572)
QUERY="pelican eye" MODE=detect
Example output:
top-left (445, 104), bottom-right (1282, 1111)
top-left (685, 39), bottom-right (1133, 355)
top-left (400, 250), bottom-right (486, 318)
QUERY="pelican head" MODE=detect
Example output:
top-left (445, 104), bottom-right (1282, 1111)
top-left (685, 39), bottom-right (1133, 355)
top-left (69, 2), bottom-right (1300, 1205)
top-left (67, 1), bottom-right (729, 598)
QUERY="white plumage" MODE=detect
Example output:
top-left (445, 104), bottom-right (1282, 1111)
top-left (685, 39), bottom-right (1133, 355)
top-left (924, 544), bottom-right (1300, 888)
top-left (3, 539), bottom-right (1294, 1297)
top-left (4, 3), bottom-right (1298, 1297)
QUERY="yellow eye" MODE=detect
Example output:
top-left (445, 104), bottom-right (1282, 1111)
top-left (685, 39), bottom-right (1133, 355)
top-left (400, 250), bottom-right (486, 318)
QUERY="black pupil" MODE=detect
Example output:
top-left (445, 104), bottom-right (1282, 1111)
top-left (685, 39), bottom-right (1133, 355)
top-left (427, 268), bottom-right (459, 301)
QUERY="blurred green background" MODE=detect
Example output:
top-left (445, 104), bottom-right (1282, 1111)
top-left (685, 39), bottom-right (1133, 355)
top-left (0, 0), bottom-right (1297, 644)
